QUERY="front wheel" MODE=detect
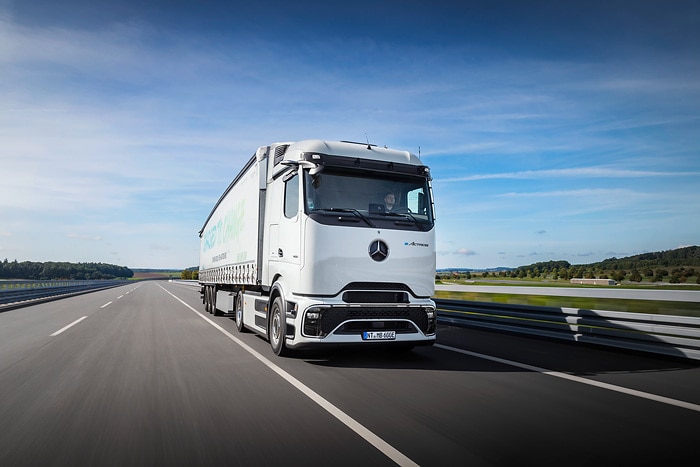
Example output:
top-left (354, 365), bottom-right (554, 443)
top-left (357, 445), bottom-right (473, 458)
top-left (269, 297), bottom-right (288, 356)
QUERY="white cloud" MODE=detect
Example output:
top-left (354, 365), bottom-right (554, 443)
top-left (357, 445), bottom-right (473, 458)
top-left (67, 233), bottom-right (103, 241)
top-left (440, 167), bottom-right (700, 183)
top-left (498, 188), bottom-right (640, 198)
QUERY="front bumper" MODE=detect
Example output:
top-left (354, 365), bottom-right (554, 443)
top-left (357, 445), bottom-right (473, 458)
top-left (286, 300), bottom-right (437, 349)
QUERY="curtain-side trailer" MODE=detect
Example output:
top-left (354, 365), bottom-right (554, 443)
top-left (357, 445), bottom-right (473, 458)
top-left (199, 140), bottom-right (436, 356)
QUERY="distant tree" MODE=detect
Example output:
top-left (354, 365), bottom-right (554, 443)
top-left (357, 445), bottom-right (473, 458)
top-left (629, 269), bottom-right (642, 282)
top-left (611, 270), bottom-right (627, 282)
top-left (181, 269), bottom-right (192, 280)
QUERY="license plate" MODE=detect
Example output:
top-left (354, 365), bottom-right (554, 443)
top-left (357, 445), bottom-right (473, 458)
top-left (362, 331), bottom-right (396, 340)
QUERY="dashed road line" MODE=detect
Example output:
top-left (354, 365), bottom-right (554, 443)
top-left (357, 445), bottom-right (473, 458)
top-left (50, 316), bottom-right (88, 337)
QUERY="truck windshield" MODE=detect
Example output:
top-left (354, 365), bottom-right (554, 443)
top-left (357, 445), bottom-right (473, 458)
top-left (304, 168), bottom-right (434, 230)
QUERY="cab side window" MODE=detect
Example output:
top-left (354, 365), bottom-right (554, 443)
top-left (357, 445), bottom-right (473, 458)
top-left (284, 174), bottom-right (299, 218)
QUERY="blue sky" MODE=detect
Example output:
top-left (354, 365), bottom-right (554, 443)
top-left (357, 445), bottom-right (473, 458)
top-left (1, 0), bottom-right (699, 270)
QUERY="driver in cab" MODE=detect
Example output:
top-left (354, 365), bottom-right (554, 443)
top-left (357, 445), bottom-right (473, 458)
top-left (383, 192), bottom-right (397, 212)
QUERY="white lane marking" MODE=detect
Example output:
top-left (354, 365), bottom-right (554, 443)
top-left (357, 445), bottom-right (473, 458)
top-left (118, 295), bottom-right (124, 299)
top-left (158, 284), bottom-right (418, 467)
top-left (50, 316), bottom-right (88, 337)
top-left (100, 301), bottom-right (113, 308)
top-left (436, 344), bottom-right (700, 413)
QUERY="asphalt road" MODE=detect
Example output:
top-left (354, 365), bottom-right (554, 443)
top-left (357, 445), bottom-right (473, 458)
top-left (1, 281), bottom-right (698, 466)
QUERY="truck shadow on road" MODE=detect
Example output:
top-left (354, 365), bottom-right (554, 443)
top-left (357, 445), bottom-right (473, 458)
top-left (300, 325), bottom-right (699, 375)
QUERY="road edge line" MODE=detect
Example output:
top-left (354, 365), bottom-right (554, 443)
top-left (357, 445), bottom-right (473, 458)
top-left (436, 343), bottom-right (700, 413)
top-left (157, 283), bottom-right (419, 467)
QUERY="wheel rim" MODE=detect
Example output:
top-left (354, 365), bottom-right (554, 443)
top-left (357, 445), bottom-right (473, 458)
top-left (236, 294), bottom-right (243, 328)
top-left (271, 309), bottom-right (280, 345)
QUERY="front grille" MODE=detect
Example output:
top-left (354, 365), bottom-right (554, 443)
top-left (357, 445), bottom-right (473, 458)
top-left (320, 307), bottom-right (429, 334)
top-left (342, 291), bottom-right (408, 303)
top-left (342, 282), bottom-right (413, 292)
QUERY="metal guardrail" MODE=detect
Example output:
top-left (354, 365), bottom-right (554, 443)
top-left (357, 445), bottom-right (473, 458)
top-left (169, 282), bottom-right (700, 360)
top-left (0, 280), bottom-right (127, 309)
top-left (435, 298), bottom-right (700, 361)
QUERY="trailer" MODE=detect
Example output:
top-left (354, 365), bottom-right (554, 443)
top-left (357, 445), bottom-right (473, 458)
top-left (199, 140), bottom-right (436, 355)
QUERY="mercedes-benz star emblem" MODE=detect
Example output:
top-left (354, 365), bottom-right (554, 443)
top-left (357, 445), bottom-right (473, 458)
top-left (369, 240), bottom-right (389, 262)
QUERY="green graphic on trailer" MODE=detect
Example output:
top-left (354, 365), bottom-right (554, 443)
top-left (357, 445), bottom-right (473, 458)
top-left (202, 200), bottom-right (245, 253)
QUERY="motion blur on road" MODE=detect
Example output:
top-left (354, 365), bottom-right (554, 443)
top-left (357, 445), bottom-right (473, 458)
top-left (1, 281), bottom-right (698, 466)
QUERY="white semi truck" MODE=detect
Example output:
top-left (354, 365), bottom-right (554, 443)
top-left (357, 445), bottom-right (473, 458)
top-left (199, 140), bottom-right (436, 355)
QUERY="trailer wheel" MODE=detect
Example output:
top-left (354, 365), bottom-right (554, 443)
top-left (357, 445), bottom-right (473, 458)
top-left (235, 292), bottom-right (247, 333)
top-left (206, 286), bottom-right (214, 314)
top-left (204, 286), bottom-right (211, 313)
top-left (211, 287), bottom-right (221, 317)
top-left (269, 296), bottom-right (288, 356)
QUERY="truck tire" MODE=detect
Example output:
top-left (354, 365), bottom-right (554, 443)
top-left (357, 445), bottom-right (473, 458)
top-left (235, 291), bottom-right (247, 333)
top-left (269, 296), bottom-right (288, 356)
top-left (204, 286), bottom-right (211, 313)
top-left (206, 286), bottom-right (214, 314)
top-left (211, 287), bottom-right (221, 317)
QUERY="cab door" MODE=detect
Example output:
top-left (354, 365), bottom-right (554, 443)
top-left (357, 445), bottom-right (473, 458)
top-left (267, 170), bottom-right (301, 282)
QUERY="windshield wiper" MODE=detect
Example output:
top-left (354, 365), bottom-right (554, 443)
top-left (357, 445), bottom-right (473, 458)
top-left (313, 208), bottom-right (375, 227)
top-left (379, 211), bottom-right (428, 231)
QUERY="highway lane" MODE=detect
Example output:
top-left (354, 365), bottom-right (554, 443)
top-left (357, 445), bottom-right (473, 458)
top-left (1, 281), bottom-right (699, 466)
top-left (0, 281), bottom-right (393, 466)
top-left (0, 283), bottom-right (142, 381)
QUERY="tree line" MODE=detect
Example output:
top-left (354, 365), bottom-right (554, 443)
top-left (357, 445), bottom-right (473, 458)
top-left (506, 264), bottom-right (697, 284)
top-left (0, 260), bottom-right (134, 280)
top-left (590, 245), bottom-right (700, 270)
top-left (439, 246), bottom-right (700, 284)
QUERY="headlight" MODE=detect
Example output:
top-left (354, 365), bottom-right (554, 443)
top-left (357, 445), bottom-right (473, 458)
top-left (303, 307), bottom-right (325, 337)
